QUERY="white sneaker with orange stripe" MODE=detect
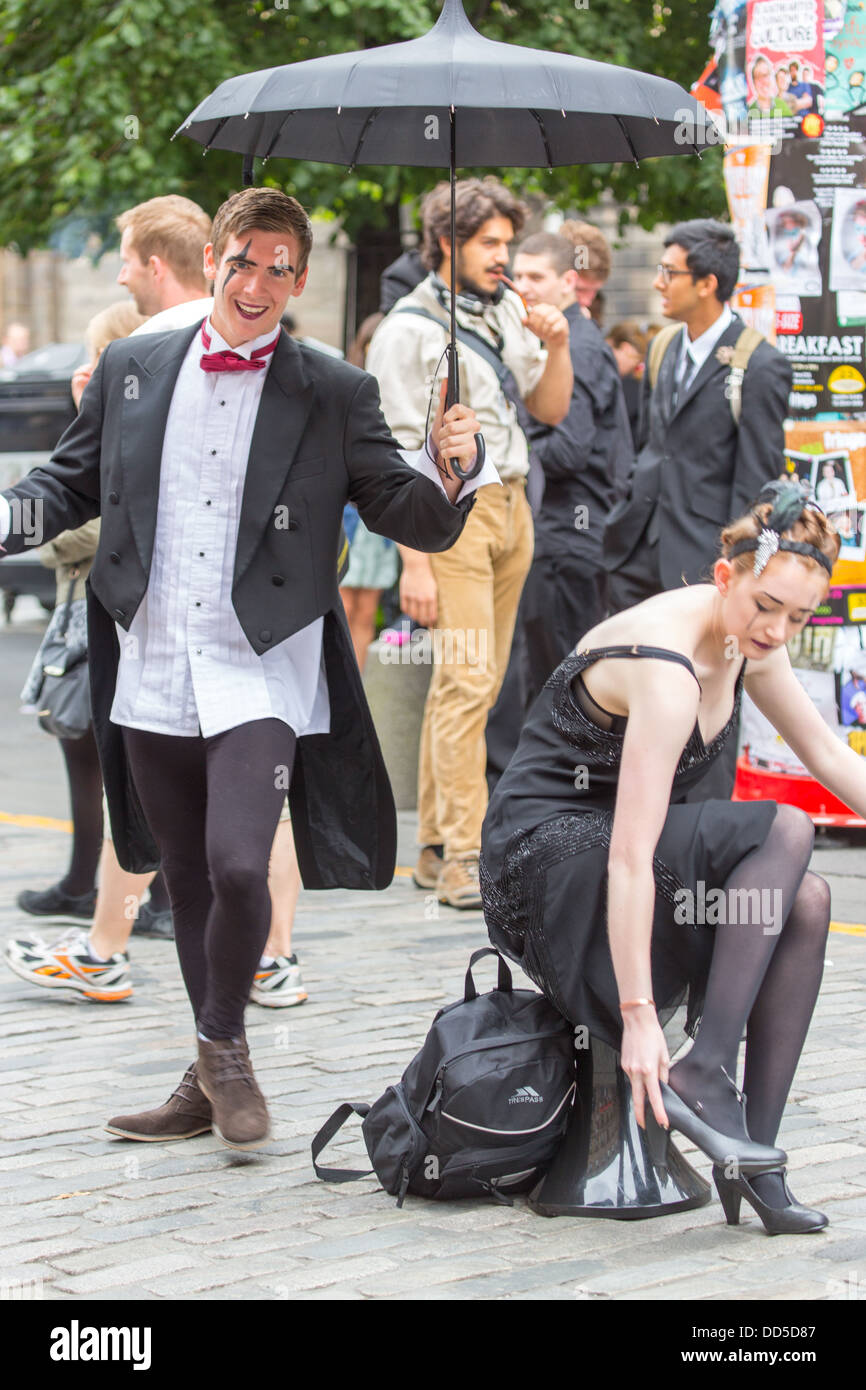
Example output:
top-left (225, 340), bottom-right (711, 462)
top-left (249, 953), bottom-right (307, 1007)
top-left (4, 927), bottom-right (132, 1002)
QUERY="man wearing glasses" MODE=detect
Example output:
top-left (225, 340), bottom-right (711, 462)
top-left (601, 218), bottom-right (791, 797)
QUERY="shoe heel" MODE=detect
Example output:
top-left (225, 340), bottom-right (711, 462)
top-left (714, 1170), bottom-right (742, 1226)
top-left (644, 1110), bottom-right (670, 1171)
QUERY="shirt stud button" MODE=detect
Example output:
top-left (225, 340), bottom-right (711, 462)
top-left (210, 449), bottom-right (217, 456)
top-left (199, 551), bottom-right (205, 557)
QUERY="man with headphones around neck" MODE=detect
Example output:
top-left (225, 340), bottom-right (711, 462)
top-left (366, 177), bottom-right (573, 909)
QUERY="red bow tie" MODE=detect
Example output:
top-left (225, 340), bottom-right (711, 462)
top-left (199, 323), bottom-right (280, 373)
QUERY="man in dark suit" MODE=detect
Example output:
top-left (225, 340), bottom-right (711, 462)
top-left (0, 188), bottom-right (485, 1151)
top-left (602, 219), bottom-right (791, 800)
top-left (603, 219), bottom-right (791, 613)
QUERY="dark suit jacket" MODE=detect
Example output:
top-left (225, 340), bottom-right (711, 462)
top-left (602, 313), bottom-right (792, 589)
top-left (1, 322), bottom-right (473, 882)
top-left (527, 304), bottom-right (631, 564)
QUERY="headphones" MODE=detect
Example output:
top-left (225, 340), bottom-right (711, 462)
top-left (431, 273), bottom-right (505, 316)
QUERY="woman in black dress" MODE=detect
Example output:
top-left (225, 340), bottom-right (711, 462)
top-left (481, 482), bottom-right (852, 1235)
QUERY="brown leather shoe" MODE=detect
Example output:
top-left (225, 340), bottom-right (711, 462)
top-left (196, 1035), bottom-right (271, 1150)
top-left (413, 844), bottom-right (444, 890)
top-left (105, 1062), bottom-right (212, 1141)
top-left (437, 854), bottom-right (482, 910)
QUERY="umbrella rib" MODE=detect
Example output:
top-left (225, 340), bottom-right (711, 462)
top-left (614, 116), bottom-right (640, 168)
top-left (203, 117), bottom-right (228, 155)
top-left (347, 108), bottom-right (382, 173)
top-left (529, 109), bottom-right (554, 172)
top-left (262, 112), bottom-right (297, 163)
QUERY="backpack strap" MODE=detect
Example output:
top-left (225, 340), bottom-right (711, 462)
top-left (725, 326), bottom-right (764, 426)
top-left (311, 1102), bottom-right (372, 1182)
top-left (647, 322), bottom-right (682, 390)
top-left (464, 947), bottom-right (513, 1002)
top-left (393, 305), bottom-right (512, 390)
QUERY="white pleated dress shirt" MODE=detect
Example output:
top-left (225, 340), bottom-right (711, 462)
top-left (110, 318), bottom-right (333, 739)
top-left (105, 316), bottom-right (500, 741)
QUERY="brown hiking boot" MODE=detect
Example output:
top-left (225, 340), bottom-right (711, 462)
top-left (105, 1062), bottom-right (212, 1141)
top-left (437, 854), bottom-right (482, 910)
top-left (413, 844), bottom-right (444, 890)
top-left (196, 1035), bottom-right (271, 1151)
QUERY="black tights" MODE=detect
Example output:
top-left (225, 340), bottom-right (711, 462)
top-left (669, 804), bottom-right (830, 1207)
top-left (123, 719), bottom-right (296, 1039)
top-left (58, 729), bottom-right (103, 896)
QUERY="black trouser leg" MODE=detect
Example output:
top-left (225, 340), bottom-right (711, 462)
top-left (58, 727), bottom-right (104, 895)
top-left (123, 719), bottom-right (296, 1038)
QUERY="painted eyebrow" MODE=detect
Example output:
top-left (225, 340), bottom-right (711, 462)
top-left (759, 591), bottom-right (817, 614)
top-left (225, 253), bottom-right (295, 271)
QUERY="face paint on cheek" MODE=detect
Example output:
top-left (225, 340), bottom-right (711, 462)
top-left (222, 239), bottom-right (252, 295)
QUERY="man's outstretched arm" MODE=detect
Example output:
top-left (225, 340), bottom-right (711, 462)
top-left (0, 353), bottom-right (105, 555)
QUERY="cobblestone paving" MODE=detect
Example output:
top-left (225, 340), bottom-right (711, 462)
top-left (1, 806), bottom-right (864, 1303)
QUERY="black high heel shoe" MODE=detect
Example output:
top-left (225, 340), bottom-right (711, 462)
top-left (713, 1167), bottom-right (828, 1235)
top-left (644, 1079), bottom-right (786, 1175)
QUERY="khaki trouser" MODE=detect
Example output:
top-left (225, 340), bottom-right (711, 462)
top-left (417, 479), bottom-right (534, 857)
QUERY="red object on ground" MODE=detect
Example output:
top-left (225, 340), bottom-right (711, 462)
top-left (733, 752), bottom-right (866, 827)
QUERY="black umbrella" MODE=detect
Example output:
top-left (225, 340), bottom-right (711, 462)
top-left (176, 0), bottom-right (706, 476)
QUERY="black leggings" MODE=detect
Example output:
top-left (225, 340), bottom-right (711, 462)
top-left (123, 718), bottom-right (297, 1039)
top-left (58, 728), bottom-right (104, 896)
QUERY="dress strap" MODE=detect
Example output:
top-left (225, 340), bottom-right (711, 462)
top-left (574, 644), bottom-right (702, 693)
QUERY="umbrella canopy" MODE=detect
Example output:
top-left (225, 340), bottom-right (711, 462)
top-left (176, 0), bottom-right (705, 169)
top-left (177, 0), bottom-right (707, 477)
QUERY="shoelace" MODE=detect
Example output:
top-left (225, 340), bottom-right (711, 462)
top-left (208, 1042), bottom-right (258, 1089)
top-left (171, 1066), bottom-right (203, 1103)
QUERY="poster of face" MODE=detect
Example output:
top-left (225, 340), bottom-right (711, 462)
top-left (765, 199), bottom-right (823, 294)
top-left (824, 0), bottom-right (866, 114)
top-left (829, 187), bottom-right (866, 290)
top-left (810, 449), bottom-right (855, 503)
top-left (834, 628), bottom-right (866, 746)
top-left (712, 0), bottom-right (751, 124)
top-left (783, 447), bottom-right (820, 488)
top-left (747, 0), bottom-right (827, 120)
top-left (826, 498), bottom-right (866, 559)
top-left (767, 115), bottom-right (866, 414)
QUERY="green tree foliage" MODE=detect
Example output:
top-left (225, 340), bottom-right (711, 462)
top-left (0, 0), bottom-right (724, 253)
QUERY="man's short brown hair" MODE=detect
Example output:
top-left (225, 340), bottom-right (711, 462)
top-left (211, 188), bottom-right (314, 275)
top-left (606, 320), bottom-right (647, 355)
top-left (558, 220), bottom-right (612, 283)
top-left (420, 177), bottom-right (528, 272)
top-left (515, 232), bottom-right (577, 277)
top-left (116, 196), bottom-right (212, 292)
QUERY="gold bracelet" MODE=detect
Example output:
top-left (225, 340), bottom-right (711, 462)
top-left (619, 998), bottom-right (655, 1011)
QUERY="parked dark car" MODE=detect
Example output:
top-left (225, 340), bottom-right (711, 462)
top-left (0, 342), bottom-right (87, 617)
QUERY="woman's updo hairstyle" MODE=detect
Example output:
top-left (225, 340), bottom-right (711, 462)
top-left (720, 479), bottom-right (841, 580)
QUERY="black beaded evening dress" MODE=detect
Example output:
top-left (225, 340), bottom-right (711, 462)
top-left (480, 645), bottom-right (779, 1049)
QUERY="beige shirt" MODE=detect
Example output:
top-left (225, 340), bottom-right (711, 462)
top-left (366, 274), bottom-right (547, 482)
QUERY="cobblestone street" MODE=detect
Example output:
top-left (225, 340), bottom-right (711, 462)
top-left (1, 609), bottom-right (865, 1302)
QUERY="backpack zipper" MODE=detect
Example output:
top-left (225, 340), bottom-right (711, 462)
top-left (423, 1028), bottom-right (570, 1112)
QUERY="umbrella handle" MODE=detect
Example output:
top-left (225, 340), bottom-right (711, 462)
top-left (444, 343), bottom-right (485, 481)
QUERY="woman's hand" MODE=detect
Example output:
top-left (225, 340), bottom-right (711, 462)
top-left (620, 1005), bottom-right (670, 1130)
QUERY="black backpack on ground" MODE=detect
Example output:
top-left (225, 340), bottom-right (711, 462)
top-left (312, 949), bottom-right (577, 1206)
